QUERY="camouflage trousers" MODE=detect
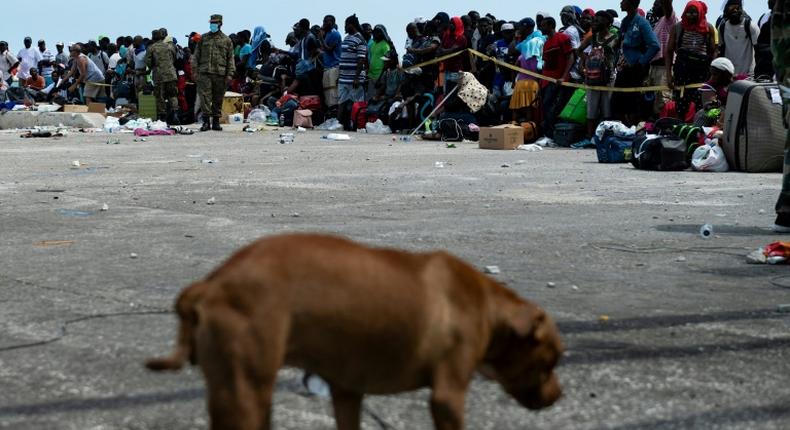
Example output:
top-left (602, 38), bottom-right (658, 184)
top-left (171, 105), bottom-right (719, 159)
top-left (197, 73), bottom-right (226, 120)
top-left (773, 0), bottom-right (790, 213)
top-left (153, 80), bottom-right (178, 115)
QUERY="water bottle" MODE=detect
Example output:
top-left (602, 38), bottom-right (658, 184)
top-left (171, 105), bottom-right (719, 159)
top-left (278, 114), bottom-right (285, 127)
top-left (699, 224), bottom-right (714, 239)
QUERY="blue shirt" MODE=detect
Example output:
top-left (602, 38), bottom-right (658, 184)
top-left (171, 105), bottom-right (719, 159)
top-left (322, 29), bottom-right (342, 68)
top-left (619, 14), bottom-right (660, 66)
top-left (339, 32), bottom-right (367, 84)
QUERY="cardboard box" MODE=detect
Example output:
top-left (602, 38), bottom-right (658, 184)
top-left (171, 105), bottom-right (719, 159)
top-left (221, 91), bottom-right (244, 124)
top-left (63, 105), bottom-right (89, 113)
top-left (87, 102), bottom-right (106, 117)
top-left (479, 125), bottom-right (523, 150)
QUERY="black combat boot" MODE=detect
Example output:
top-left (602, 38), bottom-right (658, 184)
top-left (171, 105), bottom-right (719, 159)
top-left (200, 116), bottom-right (211, 132)
top-left (166, 109), bottom-right (181, 126)
top-left (211, 117), bottom-right (222, 131)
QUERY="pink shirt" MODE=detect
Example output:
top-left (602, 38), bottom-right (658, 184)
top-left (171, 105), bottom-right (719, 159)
top-left (652, 12), bottom-right (678, 63)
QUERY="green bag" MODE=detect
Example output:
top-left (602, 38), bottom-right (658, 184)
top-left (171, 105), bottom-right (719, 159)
top-left (559, 88), bottom-right (587, 124)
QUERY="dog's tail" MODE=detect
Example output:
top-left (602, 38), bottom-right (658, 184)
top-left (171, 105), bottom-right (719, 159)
top-left (145, 282), bottom-right (209, 372)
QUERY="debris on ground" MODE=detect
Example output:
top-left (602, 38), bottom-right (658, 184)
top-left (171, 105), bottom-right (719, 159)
top-left (547, 282), bottom-right (556, 288)
top-left (747, 242), bottom-right (790, 265)
top-left (599, 315), bottom-right (610, 322)
top-left (434, 161), bottom-right (445, 168)
top-left (518, 144), bottom-right (543, 152)
top-left (101, 203), bottom-right (109, 212)
top-left (207, 197), bottom-right (216, 205)
top-left (699, 224), bottom-right (714, 239)
top-left (484, 265), bottom-right (501, 275)
top-left (33, 240), bottom-right (75, 248)
top-left (130, 253), bottom-right (138, 259)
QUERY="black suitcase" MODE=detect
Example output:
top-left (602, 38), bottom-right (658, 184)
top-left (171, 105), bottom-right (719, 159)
top-left (554, 122), bottom-right (585, 147)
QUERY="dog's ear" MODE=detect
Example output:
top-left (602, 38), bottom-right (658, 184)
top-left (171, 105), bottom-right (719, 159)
top-left (508, 303), bottom-right (547, 340)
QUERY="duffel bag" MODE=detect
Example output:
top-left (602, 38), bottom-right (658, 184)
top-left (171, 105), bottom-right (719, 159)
top-left (596, 133), bottom-right (634, 163)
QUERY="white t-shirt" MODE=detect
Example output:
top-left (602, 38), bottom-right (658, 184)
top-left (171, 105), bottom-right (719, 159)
top-left (722, 19), bottom-right (760, 76)
top-left (17, 47), bottom-right (42, 80)
top-left (108, 53), bottom-right (121, 69)
top-left (39, 49), bottom-right (54, 77)
top-left (0, 51), bottom-right (17, 76)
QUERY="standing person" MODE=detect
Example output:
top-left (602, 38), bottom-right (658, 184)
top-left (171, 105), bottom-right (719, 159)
top-left (539, 17), bottom-right (575, 140)
top-left (321, 15), bottom-right (342, 116)
top-left (145, 29), bottom-right (180, 124)
top-left (666, 1), bottom-right (716, 121)
top-left (771, 0), bottom-right (790, 231)
top-left (129, 36), bottom-right (148, 97)
top-left (577, 11), bottom-right (619, 146)
top-left (192, 14), bottom-right (235, 131)
top-left (54, 42), bottom-right (69, 66)
top-left (337, 14), bottom-right (368, 131)
top-left (612, 0), bottom-right (660, 126)
top-left (649, 0), bottom-right (677, 116)
top-left (0, 42), bottom-right (19, 85)
top-left (37, 40), bottom-right (54, 86)
top-left (367, 25), bottom-right (393, 98)
top-left (62, 44), bottom-right (105, 104)
top-left (560, 5), bottom-right (585, 83)
top-left (718, 0), bottom-right (761, 77)
top-left (437, 16), bottom-right (468, 94)
top-left (755, 0), bottom-right (777, 78)
top-left (17, 37), bottom-right (42, 82)
top-left (87, 41), bottom-right (110, 74)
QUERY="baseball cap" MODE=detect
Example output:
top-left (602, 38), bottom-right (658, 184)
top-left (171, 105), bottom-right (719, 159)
top-left (501, 23), bottom-right (515, 31)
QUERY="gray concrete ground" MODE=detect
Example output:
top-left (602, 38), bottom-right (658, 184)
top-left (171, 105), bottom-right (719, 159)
top-left (0, 125), bottom-right (789, 429)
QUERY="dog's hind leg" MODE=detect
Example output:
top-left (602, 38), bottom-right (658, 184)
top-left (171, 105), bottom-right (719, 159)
top-left (198, 304), bottom-right (288, 430)
top-left (330, 384), bottom-right (363, 430)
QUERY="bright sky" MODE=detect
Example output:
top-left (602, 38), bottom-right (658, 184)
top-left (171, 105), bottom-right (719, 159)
top-left (1, 0), bottom-right (770, 54)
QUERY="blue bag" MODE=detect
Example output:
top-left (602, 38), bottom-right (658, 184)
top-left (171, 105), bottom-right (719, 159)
top-left (596, 134), bottom-right (634, 163)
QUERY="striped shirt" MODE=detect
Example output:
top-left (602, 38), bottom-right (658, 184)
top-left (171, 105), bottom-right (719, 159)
top-left (339, 32), bottom-right (367, 85)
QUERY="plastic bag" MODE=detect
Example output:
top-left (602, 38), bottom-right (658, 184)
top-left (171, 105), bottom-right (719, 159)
top-left (366, 119), bottom-right (392, 135)
top-left (691, 144), bottom-right (729, 172)
top-left (595, 121), bottom-right (636, 140)
top-left (248, 108), bottom-right (270, 124)
top-left (559, 88), bottom-right (587, 124)
top-left (103, 116), bottom-right (121, 133)
top-left (316, 118), bottom-right (343, 131)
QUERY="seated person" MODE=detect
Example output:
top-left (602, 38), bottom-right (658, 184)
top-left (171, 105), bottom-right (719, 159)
top-left (367, 52), bottom-right (405, 125)
top-left (24, 67), bottom-right (46, 101)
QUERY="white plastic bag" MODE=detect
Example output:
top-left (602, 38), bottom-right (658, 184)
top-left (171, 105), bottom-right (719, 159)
top-left (595, 121), bottom-right (636, 140)
top-left (691, 144), bottom-right (729, 172)
top-left (248, 109), bottom-right (269, 124)
top-left (316, 118), bottom-right (344, 131)
top-left (103, 116), bottom-right (121, 133)
top-left (365, 119), bottom-right (391, 135)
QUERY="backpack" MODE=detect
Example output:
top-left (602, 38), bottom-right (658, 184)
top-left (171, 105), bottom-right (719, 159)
top-left (174, 45), bottom-right (187, 69)
top-left (585, 35), bottom-right (617, 85)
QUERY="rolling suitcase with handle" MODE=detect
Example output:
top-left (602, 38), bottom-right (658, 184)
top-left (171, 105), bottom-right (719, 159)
top-left (722, 80), bottom-right (785, 173)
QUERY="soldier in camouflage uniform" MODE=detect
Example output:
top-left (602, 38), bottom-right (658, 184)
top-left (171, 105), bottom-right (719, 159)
top-left (145, 29), bottom-right (180, 125)
top-left (772, 0), bottom-right (790, 231)
top-left (192, 14), bottom-right (235, 131)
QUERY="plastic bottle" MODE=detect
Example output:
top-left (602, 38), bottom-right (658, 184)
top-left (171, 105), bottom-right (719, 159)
top-left (278, 114), bottom-right (285, 127)
top-left (699, 224), bottom-right (714, 239)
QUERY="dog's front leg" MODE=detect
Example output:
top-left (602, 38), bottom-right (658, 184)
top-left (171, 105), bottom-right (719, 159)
top-left (330, 384), bottom-right (363, 430)
top-left (429, 360), bottom-right (473, 430)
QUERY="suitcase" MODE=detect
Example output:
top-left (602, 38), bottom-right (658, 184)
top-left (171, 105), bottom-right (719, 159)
top-left (722, 80), bottom-right (785, 173)
top-left (553, 123), bottom-right (585, 147)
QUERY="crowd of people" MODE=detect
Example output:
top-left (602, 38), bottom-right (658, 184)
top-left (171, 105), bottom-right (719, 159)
top-left (0, 0), bottom-right (781, 141)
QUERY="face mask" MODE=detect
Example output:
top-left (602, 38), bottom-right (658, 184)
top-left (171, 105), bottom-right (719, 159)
top-left (210, 24), bottom-right (220, 33)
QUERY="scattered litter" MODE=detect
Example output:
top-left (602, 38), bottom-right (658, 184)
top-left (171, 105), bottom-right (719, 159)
top-left (303, 373), bottom-right (331, 397)
top-left (21, 130), bottom-right (64, 138)
top-left (106, 139), bottom-right (120, 145)
top-left (699, 224), bottom-right (713, 239)
top-left (133, 138), bottom-right (147, 142)
top-left (130, 253), bottom-right (138, 259)
top-left (33, 240), bottom-right (75, 248)
top-left (571, 285), bottom-right (580, 291)
top-left (777, 304), bottom-right (790, 313)
top-left (296, 126), bottom-right (307, 133)
top-left (598, 315), bottom-right (610, 322)
top-left (322, 133), bottom-right (351, 141)
top-left (746, 242), bottom-right (790, 265)
top-left (501, 163), bottom-right (511, 168)
top-left (207, 197), bottom-right (216, 205)
top-left (535, 137), bottom-right (554, 147)
top-left (515, 160), bottom-right (526, 165)
top-left (35, 189), bottom-right (66, 193)
top-left (56, 209), bottom-right (93, 217)
top-left (676, 256), bottom-right (687, 262)
top-left (70, 161), bottom-right (82, 169)
top-left (101, 203), bottom-right (109, 212)
top-left (434, 161), bottom-right (445, 168)
top-left (134, 128), bottom-right (175, 137)
top-left (248, 108), bottom-right (271, 125)
top-left (518, 144), bottom-right (544, 152)
top-left (759, 209), bottom-right (766, 214)
top-left (547, 282), bottom-right (556, 288)
top-left (484, 266), bottom-right (501, 275)
top-left (200, 159), bottom-right (219, 164)
top-left (446, 143), bottom-right (457, 148)
top-left (291, 213), bottom-right (301, 218)
top-left (280, 133), bottom-right (295, 144)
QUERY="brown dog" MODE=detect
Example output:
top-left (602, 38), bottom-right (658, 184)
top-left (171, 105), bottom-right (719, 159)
top-left (146, 233), bottom-right (563, 430)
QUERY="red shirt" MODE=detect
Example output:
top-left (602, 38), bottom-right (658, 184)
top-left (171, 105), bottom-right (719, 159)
top-left (542, 32), bottom-right (573, 86)
top-left (25, 75), bottom-right (45, 90)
